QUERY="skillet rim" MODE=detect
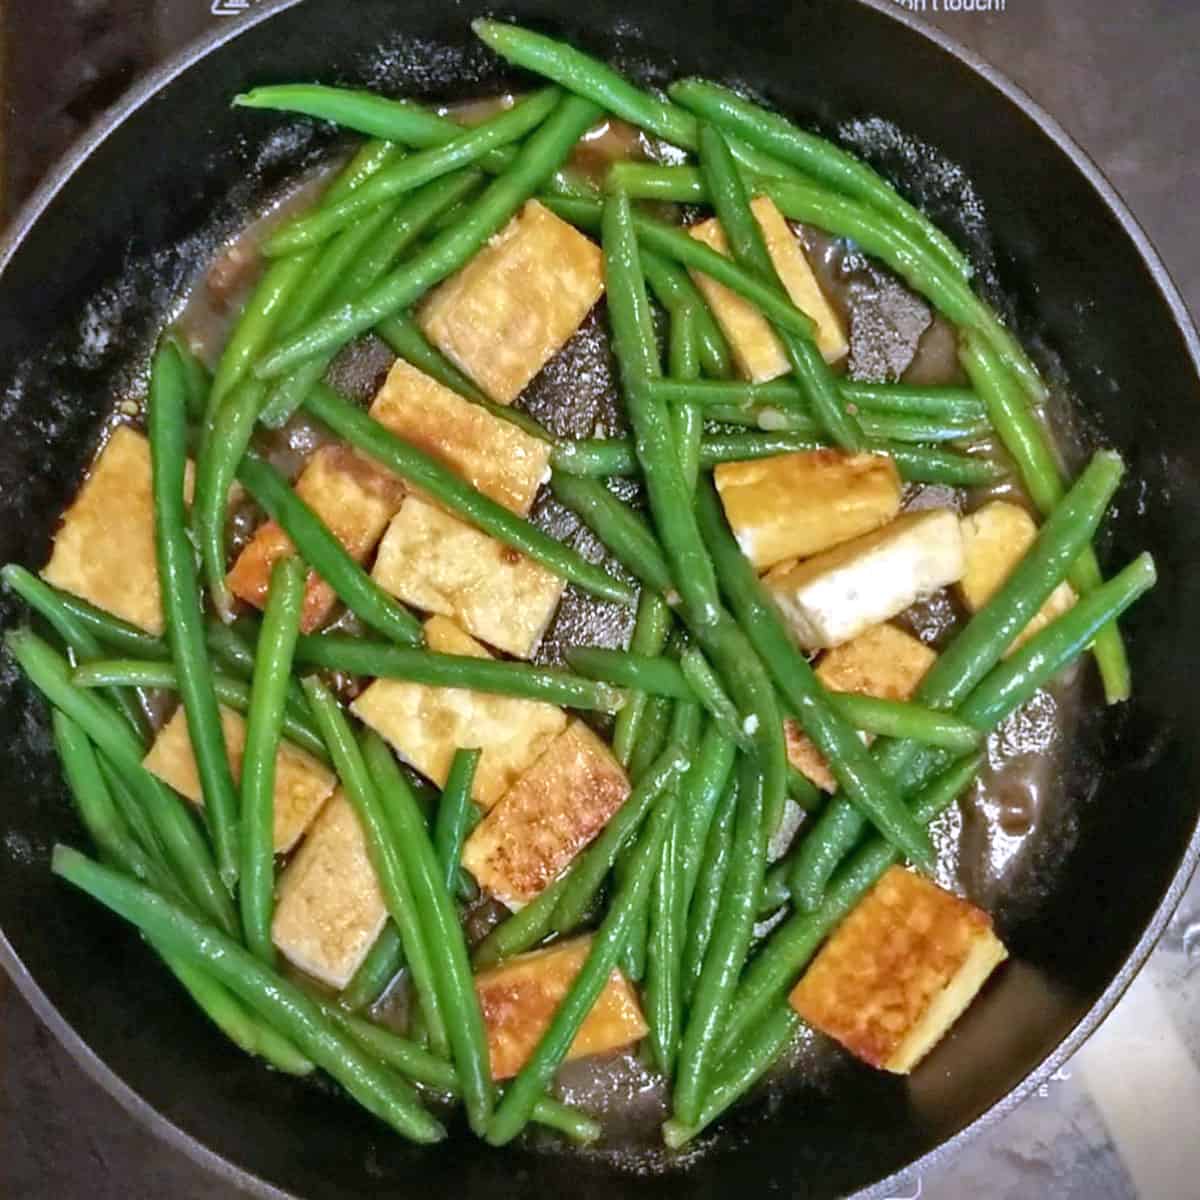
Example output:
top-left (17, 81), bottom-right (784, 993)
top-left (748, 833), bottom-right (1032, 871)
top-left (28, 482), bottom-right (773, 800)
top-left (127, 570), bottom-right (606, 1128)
top-left (0, 1), bottom-right (1197, 1197)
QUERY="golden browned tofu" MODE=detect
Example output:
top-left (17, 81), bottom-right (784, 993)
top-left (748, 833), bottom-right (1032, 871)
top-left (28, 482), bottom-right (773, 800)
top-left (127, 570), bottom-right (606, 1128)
top-left (371, 497), bottom-right (564, 659)
top-left (959, 501), bottom-right (1077, 652)
top-left (790, 866), bottom-right (1007, 1074)
top-left (766, 509), bottom-right (965, 650)
top-left (687, 196), bottom-right (848, 382)
top-left (786, 624), bottom-right (937, 792)
top-left (227, 444), bottom-right (405, 632)
top-left (368, 358), bottom-right (551, 516)
top-left (351, 616), bottom-right (567, 810)
top-left (42, 426), bottom-right (191, 635)
top-left (417, 200), bottom-right (604, 404)
top-left (271, 790), bottom-right (388, 989)
top-left (462, 720), bottom-right (630, 908)
top-left (142, 704), bottom-right (335, 854)
top-left (714, 450), bottom-right (902, 570)
top-left (475, 935), bottom-right (648, 1079)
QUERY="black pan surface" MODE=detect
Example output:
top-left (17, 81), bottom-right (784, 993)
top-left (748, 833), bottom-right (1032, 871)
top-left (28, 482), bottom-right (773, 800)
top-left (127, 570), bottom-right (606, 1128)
top-left (1, 1), bottom-right (1198, 1197)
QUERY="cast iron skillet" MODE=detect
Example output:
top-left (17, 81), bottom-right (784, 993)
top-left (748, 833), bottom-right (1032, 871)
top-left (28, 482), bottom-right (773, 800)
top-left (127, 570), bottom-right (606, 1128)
top-left (1, 1), bottom-right (1198, 1196)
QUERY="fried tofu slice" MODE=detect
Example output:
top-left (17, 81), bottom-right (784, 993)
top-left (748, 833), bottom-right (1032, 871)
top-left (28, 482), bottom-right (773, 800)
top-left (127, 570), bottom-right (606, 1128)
top-left (958, 501), bottom-right (1077, 653)
top-left (371, 497), bottom-right (564, 659)
top-left (42, 426), bottom-right (193, 635)
top-left (786, 624), bottom-right (937, 792)
top-left (715, 450), bottom-right (902, 571)
top-left (766, 509), bottom-right (965, 650)
top-left (143, 704), bottom-right (336, 854)
top-left (272, 790), bottom-right (388, 989)
top-left (789, 865), bottom-right (1007, 1074)
top-left (418, 200), bottom-right (605, 405)
top-left (226, 444), bottom-right (405, 632)
top-left (368, 358), bottom-right (551, 516)
top-left (351, 616), bottom-right (567, 810)
top-left (462, 720), bottom-right (630, 909)
top-left (475, 936), bottom-right (648, 1079)
top-left (687, 196), bottom-right (848, 382)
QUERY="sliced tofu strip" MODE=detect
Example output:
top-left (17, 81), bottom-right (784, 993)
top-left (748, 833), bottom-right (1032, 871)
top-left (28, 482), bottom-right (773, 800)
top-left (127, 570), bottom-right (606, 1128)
top-left (462, 720), bottom-right (630, 909)
top-left (687, 195), bottom-right (848, 382)
top-left (42, 426), bottom-right (194, 635)
top-left (351, 615), bottom-right (567, 810)
top-left (765, 508), bottom-right (965, 650)
top-left (715, 449), bottom-right (902, 571)
top-left (789, 865), bottom-right (1007, 1074)
top-left (786, 623), bottom-right (937, 792)
top-left (371, 496), bottom-right (564, 659)
top-left (417, 199), bottom-right (605, 405)
top-left (143, 704), bottom-right (336, 854)
top-left (272, 789), bottom-right (388, 990)
top-left (368, 358), bottom-right (551, 516)
top-left (959, 500), bottom-right (1077, 653)
top-left (227, 444), bottom-right (405, 632)
top-left (475, 935), bottom-right (648, 1079)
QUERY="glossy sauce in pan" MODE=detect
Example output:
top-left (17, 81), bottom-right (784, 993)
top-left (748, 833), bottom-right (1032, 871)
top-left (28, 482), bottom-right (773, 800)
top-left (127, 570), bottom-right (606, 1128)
top-left (167, 119), bottom-right (1089, 1162)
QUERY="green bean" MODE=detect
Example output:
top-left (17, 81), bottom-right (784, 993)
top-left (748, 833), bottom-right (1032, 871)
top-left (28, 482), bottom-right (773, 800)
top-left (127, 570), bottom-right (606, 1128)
top-left (264, 90), bottom-right (561, 255)
top-left (52, 846), bottom-right (442, 1141)
top-left (669, 306), bottom-right (703, 494)
top-left (97, 758), bottom-right (173, 887)
top-left (699, 122), bottom-right (863, 450)
top-left (642, 251), bottom-right (733, 380)
top-left (720, 753), bottom-right (982, 1052)
top-left (376, 314), bottom-right (556, 445)
top-left (299, 383), bottom-right (631, 604)
top-left (362, 733), bottom-right (494, 1136)
top-left (625, 697), bottom-right (675, 795)
top-left (55, 715), bottom-right (313, 1075)
top-left (959, 552), bottom-right (1156, 731)
top-left (674, 753), bottom-right (766, 1124)
top-left (827, 694), bottom-right (979, 754)
top-left (195, 377), bottom-right (268, 619)
top-left (470, 872), bottom-right (573, 968)
top-left (206, 618), bottom-right (311, 728)
top-left (549, 743), bottom-right (690, 936)
top-left (662, 1003), bottom-right (800, 1148)
top-left (256, 95), bottom-right (601, 377)
top-left (651, 377), bottom-right (987, 422)
top-left (73, 660), bottom-right (327, 764)
top-left (551, 440), bottom-right (639, 478)
top-left (236, 453), bottom-right (424, 646)
top-left (485, 783), bottom-right (677, 1145)
top-left (695, 479), bottom-right (933, 871)
top-left (566, 648), bottom-right (694, 700)
top-left (239, 556), bottom-right (304, 961)
top-left (2, 564), bottom-right (149, 742)
top-left (681, 772), bottom-right (737, 1005)
top-left (679, 647), bottom-right (752, 750)
top-left (645, 810), bottom-right (683, 1075)
top-left (961, 334), bottom-right (1131, 703)
top-left (671, 79), bottom-right (971, 284)
top-left (149, 342), bottom-right (240, 892)
top-left (604, 192), bottom-right (722, 622)
top-left (434, 748), bottom-right (481, 897)
top-left (330, 1009), bottom-right (601, 1144)
top-left (293, 634), bottom-right (624, 711)
top-left (611, 589), bottom-right (674, 767)
top-left (259, 170), bottom-right (485, 429)
top-left (302, 679), bottom-right (449, 1057)
top-left (341, 923), bottom-right (406, 1012)
top-left (547, 474), bottom-right (673, 594)
top-left (169, 334), bottom-right (212, 423)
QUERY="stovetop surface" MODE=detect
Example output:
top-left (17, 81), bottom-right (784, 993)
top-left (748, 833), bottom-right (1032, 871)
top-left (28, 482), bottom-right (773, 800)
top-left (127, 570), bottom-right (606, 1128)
top-left (2, 2), bottom-right (1199, 1197)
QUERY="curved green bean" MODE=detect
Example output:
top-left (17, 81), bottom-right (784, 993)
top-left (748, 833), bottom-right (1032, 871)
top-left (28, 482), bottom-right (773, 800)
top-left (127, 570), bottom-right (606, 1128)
top-left (341, 922), bottom-right (406, 1013)
top-left (293, 635), bottom-right (624, 711)
top-left (642, 250), bottom-right (733, 381)
top-left (362, 733), bottom-right (494, 1136)
top-left (265, 90), bottom-right (560, 255)
top-left (302, 679), bottom-right (449, 1057)
top-left (434, 748), bottom-right (481, 897)
top-left (236, 452), bottom-right (424, 646)
top-left (645, 811), bottom-right (683, 1075)
top-left (299, 383), bottom-right (631, 604)
top-left (681, 772), bottom-right (737, 1006)
top-left (240, 556), bottom-right (305, 962)
top-left (256, 95), bottom-right (601, 377)
top-left (611, 589), bottom-right (673, 767)
top-left (149, 341), bottom-right (240, 892)
top-left (52, 846), bottom-right (442, 1142)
